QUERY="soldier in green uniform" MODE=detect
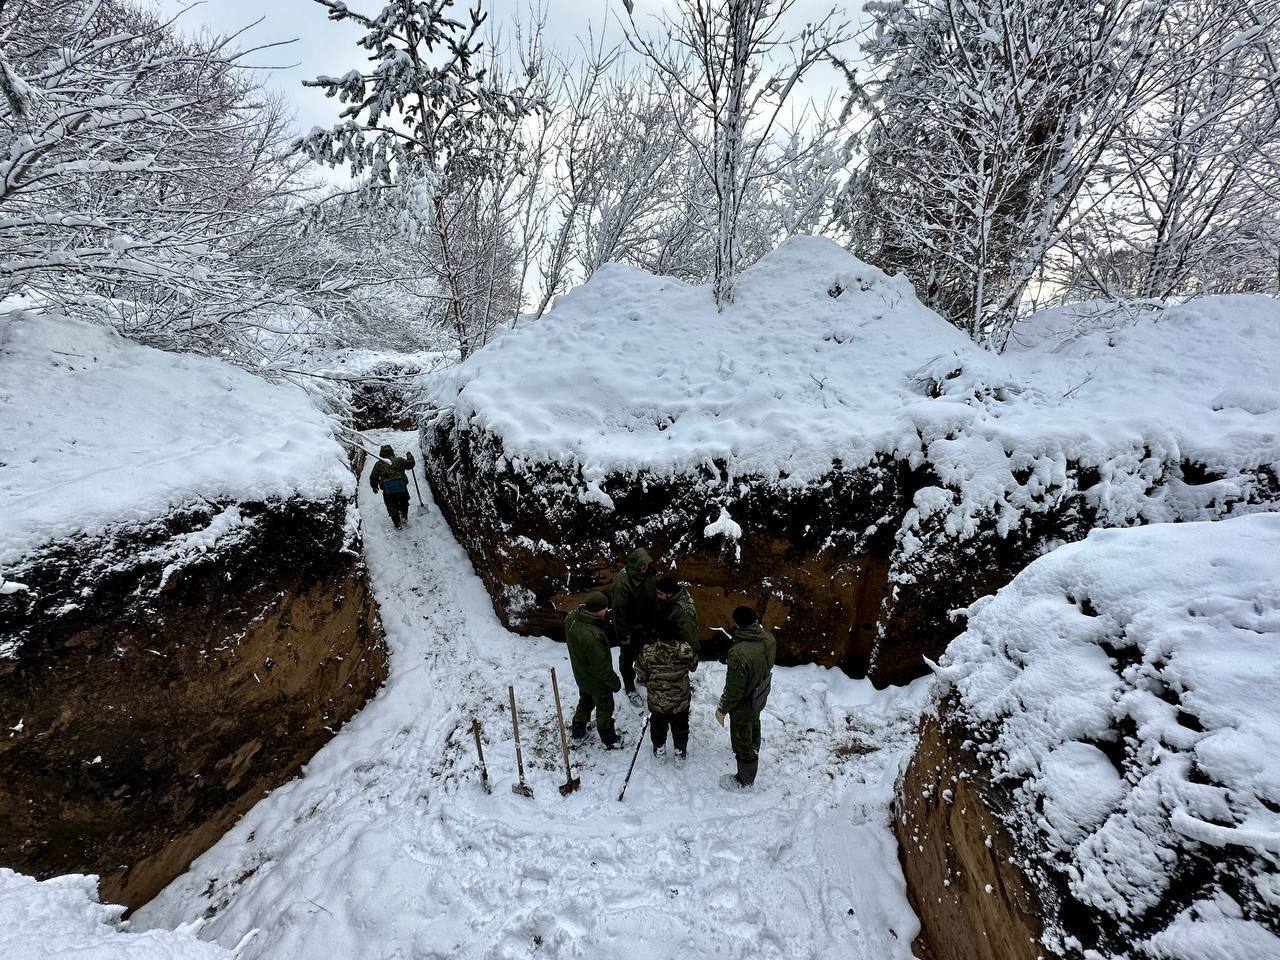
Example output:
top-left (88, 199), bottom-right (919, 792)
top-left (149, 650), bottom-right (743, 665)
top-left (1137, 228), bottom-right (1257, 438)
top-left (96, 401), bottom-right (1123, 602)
top-left (636, 620), bottom-right (698, 759)
top-left (654, 575), bottom-right (700, 663)
top-left (369, 444), bottom-right (416, 529)
top-left (565, 592), bottom-right (623, 749)
top-left (715, 605), bottom-right (777, 789)
top-left (611, 547), bottom-right (658, 702)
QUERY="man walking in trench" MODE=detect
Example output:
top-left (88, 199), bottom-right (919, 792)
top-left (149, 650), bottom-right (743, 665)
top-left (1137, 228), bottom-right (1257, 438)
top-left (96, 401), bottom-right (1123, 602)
top-left (715, 605), bottom-right (776, 789)
top-left (565, 592), bottom-right (623, 749)
top-left (369, 444), bottom-right (415, 529)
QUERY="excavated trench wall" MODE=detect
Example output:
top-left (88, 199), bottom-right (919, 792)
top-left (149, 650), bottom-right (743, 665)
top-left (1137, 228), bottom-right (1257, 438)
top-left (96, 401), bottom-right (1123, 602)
top-left (0, 493), bottom-right (388, 910)
top-left (425, 422), bottom-right (1272, 684)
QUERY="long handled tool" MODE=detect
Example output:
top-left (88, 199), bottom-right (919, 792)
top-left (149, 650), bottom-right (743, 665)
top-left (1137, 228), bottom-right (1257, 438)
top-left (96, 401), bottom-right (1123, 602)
top-left (550, 668), bottom-right (580, 796)
top-left (617, 715), bottom-right (651, 802)
top-left (409, 465), bottom-right (429, 514)
top-left (471, 719), bottom-right (491, 794)
top-left (508, 686), bottom-right (534, 799)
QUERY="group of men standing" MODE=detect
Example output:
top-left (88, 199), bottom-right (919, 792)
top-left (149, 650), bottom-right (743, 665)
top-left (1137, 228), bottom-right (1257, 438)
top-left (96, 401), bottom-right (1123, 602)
top-left (563, 548), bottom-right (777, 790)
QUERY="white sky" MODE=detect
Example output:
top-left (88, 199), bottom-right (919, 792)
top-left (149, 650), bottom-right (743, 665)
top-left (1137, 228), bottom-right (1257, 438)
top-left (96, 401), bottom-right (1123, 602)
top-left (155, 0), bottom-right (865, 139)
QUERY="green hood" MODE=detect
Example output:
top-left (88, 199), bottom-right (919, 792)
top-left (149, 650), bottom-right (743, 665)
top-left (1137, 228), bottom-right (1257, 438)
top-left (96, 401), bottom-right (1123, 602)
top-left (379, 444), bottom-right (395, 459)
top-left (625, 547), bottom-right (652, 576)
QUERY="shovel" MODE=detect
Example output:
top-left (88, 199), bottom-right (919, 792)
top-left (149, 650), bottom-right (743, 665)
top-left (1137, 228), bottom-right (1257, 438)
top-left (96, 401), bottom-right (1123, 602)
top-left (550, 668), bottom-right (580, 796)
top-left (409, 464), bottom-right (429, 514)
top-left (471, 718), bottom-right (491, 794)
top-left (508, 686), bottom-right (534, 799)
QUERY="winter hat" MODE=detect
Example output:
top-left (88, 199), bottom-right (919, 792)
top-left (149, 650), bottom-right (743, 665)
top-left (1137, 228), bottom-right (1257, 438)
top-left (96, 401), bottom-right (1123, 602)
top-left (656, 575), bottom-right (681, 595)
top-left (379, 444), bottom-right (394, 458)
top-left (583, 592), bottom-right (610, 613)
top-left (732, 605), bottom-right (758, 628)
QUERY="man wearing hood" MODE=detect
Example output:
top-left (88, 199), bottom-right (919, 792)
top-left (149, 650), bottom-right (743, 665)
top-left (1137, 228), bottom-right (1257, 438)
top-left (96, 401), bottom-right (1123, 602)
top-left (565, 592), bottom-right (623, 749)
top-left (611, 547), bottom-right (658, 701)
top-left (715, 605), bottom-right (777, 789)
top-left (369, 444), bottom-right (416, 529)
top-left (654, 575), bottom-right (700, 663)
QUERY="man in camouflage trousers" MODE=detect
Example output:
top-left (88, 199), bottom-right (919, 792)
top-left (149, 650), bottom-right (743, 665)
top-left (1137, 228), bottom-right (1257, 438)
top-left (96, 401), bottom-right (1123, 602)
top-left (636, 617), bottom-right (698, 759)
top-left (565, 592), bottom-right (623, 749)
top-left (612, 547), bottom-right (658, 701)
top-left (715, 605), bottom-right (777, 789)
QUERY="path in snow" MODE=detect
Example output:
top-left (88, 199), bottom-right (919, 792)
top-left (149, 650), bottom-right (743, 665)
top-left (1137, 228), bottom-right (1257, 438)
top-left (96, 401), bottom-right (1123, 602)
top-left (138, 430), bottom-right (928, 960)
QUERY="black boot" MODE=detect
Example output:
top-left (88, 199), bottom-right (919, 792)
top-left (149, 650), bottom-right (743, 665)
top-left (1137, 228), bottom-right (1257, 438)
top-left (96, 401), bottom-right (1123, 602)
top-left (599, 725), bottom-right (622, 750)
top-left (570, 721), bottom-right (587, 743)
top-left (736, 757), bottom-right (759, 787)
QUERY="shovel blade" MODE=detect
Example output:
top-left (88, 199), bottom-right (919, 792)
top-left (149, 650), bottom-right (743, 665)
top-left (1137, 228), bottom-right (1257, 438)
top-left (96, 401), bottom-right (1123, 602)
top-left (512, 782), bottom-right (534, 799)
top-left (558, 778), bottom-right (581, 796)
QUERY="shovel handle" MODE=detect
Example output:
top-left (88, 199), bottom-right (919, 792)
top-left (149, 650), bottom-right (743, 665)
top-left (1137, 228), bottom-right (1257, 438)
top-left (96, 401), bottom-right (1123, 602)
top-left (509, 686), bottom-right (528, 784)
top-left (551, 668), bottom-right (574, 781)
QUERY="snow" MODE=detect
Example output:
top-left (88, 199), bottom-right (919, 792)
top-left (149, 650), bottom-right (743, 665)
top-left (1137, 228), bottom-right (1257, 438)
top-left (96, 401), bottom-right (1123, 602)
top-left (934, 513), bottom-right (1280, 955)
top-left (429, 236), bottom-right (1280, 535)
top-left (136, 430), bottom-right (930, 960)
top-left (0, 868), bottom-right (245, 959)
top-left (0, 310), bottom-right (353, 565)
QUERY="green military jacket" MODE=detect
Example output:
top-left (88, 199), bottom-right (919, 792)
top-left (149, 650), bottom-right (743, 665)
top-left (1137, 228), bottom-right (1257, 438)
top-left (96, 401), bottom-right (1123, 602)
top-left (565, 606), bottom-right (622, 698)
top-left (656, 587), bottom-right (700, 662)
top-left (370, 445), bottom-right (415, 492)
top-left (636, 637), bottom-right (698, 714)
top-left (718, 622), bottom-right (777, 716)
top-left (611, 548), bottom-right (657, 645)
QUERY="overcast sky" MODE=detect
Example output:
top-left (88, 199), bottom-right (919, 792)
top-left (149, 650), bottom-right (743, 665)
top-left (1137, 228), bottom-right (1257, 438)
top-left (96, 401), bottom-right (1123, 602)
top-left (156, 0), bottom-right (864, 139)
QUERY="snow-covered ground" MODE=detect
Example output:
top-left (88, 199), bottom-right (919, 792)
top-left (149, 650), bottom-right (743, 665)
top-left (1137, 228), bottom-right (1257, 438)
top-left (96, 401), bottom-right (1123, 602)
top-left (0, 310), bottom-right (352, 565)
top-left (137, 430), bottom-right (930, 959)
top-left (0, 868), bottom-right (244, 960)
top-left (935, 513), bottom-right (1280, 957)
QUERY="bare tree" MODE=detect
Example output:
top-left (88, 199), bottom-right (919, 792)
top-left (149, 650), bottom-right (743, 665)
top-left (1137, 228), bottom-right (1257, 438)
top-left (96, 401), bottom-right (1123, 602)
top-left (0, 0), bottom-right (317, 354)
top-left (624, 0), bottom-right (851, 308)
top-left (1059, 0), bottom-right (1280, 302)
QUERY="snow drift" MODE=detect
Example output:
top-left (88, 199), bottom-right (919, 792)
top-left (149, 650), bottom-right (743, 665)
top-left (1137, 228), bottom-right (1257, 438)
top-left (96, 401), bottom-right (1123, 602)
top-left (423, 236), bottom-right (1280, 683)
top-left (0, 310), bottom-right (386, 911)
top-left (901, 514), bottom-right (1280, 960)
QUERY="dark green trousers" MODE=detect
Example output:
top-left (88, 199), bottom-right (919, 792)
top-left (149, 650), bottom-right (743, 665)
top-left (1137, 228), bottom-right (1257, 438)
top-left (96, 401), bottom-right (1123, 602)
top-left (729, 710), bottom-right (762, 762)
top-left (573, 691), bottom-right (615, 733)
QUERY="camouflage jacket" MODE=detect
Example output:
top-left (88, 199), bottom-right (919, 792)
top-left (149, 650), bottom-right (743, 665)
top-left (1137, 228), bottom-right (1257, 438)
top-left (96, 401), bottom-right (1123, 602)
top-left (636, 637), bottom-right (697, 714)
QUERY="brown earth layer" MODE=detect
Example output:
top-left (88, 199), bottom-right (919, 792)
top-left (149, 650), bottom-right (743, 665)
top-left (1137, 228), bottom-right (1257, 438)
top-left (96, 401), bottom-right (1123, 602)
top-left (424, 420), bottom-right (1278, 685)
top-left (0, 494), bottom-right (388, 910)
top-left (895, 713), bottom-right (1059, 960)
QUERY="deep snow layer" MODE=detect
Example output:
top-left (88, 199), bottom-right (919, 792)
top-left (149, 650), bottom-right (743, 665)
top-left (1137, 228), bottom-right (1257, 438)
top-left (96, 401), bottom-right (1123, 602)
top-left (136, 431), bottom-right (930, 960)
top-left (0, 868), bottom-right (243, 959)
top-left (429, 236), bottom-right (1279, 531)
top-left (0, 311), bottom-right (352, 564)
top-left (936, 514), bottom-right (1280, 957)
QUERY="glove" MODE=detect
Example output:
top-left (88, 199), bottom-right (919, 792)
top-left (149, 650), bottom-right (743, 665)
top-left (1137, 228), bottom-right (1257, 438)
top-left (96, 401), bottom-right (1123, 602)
top-left (715, 709), bottom-right (725, 727)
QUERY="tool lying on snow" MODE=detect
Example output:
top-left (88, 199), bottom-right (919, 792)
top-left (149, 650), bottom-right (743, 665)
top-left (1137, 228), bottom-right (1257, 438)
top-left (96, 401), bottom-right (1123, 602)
top-left (617, 715), bottom-right (651, 802)
top-left (508, 686), bottom-right (534, 799)
top-left (550, 668), bottom-right (580, 796)
top-left (471, 718), bottom-right (491, 794)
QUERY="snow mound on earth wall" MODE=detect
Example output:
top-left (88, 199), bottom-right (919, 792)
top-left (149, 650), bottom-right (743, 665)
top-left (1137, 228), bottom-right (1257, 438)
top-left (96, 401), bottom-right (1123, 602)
top-left (0, 311), bottom-right (353, 564)
top-left (936, 513), bottom-right (1280, 957)
top-left (430, 236), bottom-right (1280, 530)
top-left (0, 868), bottom-right (242, 959)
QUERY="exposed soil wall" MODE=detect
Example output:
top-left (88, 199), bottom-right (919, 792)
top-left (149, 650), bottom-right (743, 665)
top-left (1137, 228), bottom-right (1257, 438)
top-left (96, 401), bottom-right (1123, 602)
top-left (896, 714), bottom-right (1059, 960)
top-left (0, 494), bottom-right (388, 910)
top-left (425, 419), bottom-right (1279, 685)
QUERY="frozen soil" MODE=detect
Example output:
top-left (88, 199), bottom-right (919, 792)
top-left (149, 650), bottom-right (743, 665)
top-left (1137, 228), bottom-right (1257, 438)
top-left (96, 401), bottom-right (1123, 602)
top-left (137, 431), bottom-right (930, 960)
